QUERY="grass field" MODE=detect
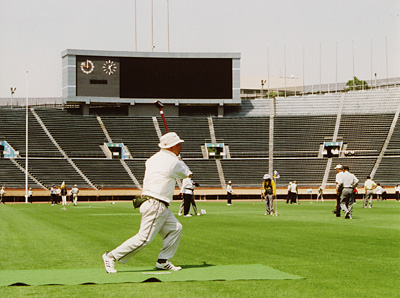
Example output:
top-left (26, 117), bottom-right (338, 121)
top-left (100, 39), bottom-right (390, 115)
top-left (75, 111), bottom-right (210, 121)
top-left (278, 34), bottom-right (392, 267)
top-left (0, 199), bottom-right (399, 297)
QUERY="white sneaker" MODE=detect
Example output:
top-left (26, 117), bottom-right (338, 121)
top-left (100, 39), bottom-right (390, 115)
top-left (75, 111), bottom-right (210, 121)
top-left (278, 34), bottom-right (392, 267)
top-left (102, 252), bottom-right (117, 273)
top-left (156, 261), bottom-right (182, 271)
top-left (184, 214), bottom-right (192, 217)
top-left (178, 213), bottom-right (182, 216)
top-left (196, 213), bottom-right (200, 216)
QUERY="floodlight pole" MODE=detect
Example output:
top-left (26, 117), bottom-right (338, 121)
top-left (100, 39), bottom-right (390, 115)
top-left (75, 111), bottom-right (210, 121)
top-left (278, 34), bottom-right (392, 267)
top-left (134, 0), bottom-right (137, 51)
top-left (151, 0), bottom-right (154, 51)
top-left (25, 71), bottom-right (29, 204)
top-left (10, 87), bottom-right (16, 108)
top-left (167, 0), bottom-right (170, 52)
top-left (273, 170), bottom-right (281, 216)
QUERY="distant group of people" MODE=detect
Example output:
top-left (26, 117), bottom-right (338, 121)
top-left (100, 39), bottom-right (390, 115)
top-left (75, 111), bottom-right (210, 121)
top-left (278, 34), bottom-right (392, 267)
top-left (50, 183), bottom-right (79, 206)
top-left (0, 186), bottom-right (33, 204)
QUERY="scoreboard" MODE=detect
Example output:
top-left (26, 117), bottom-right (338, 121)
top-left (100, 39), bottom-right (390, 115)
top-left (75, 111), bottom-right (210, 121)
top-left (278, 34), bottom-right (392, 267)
top-left (62, 49), bottom-right (241, 106)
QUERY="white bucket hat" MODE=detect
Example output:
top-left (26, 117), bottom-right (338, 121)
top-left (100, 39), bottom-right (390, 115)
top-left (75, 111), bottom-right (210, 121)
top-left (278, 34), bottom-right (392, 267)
top-left (158, 132), bottom-right (184, 148)
top-left (335, 164), bottom-right (343, 169)
top-left (263, 174), bottom-right (271, 180)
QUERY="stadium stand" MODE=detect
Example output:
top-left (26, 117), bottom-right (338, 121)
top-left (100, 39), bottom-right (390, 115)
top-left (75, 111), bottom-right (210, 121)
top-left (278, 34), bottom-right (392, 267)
top-left (14, 158), bottom-right (91, 189)
top-left (273, 115), bottom-right (336, 157)
top-left (220, 159), bottom-right (269, 188)
top-left (371, 157), bottom-right (400, 185)
top-left (0, 159), bottom-right (40, 188)
top-left (273, 158), bottom-right (328, 187)
top-left (1, 87), bottom-right (400, 192)
top-left (157, 116), bottom-right (210, 158)
top-left (212, 117), bottom-right (269, 158)
top-left (100, 116), bottom-right (160, 158)
top-left (0, 109), bottom-right (61, 157)
top-left (73, 159), bottom-right (135, 189)
top-left (183, 159), bottom-right (221, 188)
top-left (338, 114), bottom-right (394, 156)
top-left (34, 108), bottom-right (106, 158)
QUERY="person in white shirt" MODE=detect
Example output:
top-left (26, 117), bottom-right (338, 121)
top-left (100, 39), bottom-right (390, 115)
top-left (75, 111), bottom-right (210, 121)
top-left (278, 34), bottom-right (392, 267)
top-left (334, 165), bottom-right (344, 217)
top-left (364, 176), bottom-right (376, 208)
top-left (316, 186), bottom-right (324, 202)
top-left (375, 183), bottom-right (383, 201)
top-left (102, 132), bottom-right (192, 273)
top-left (337, 165), bottom-right (359, 219)
top-left (286, 182), bottom-right (292, 204)
top-left (226, 181), bottom-right (234, 205)
top-left (289, 181), bottom-right (298, 204)
top-left (395, 184), bottom-right (400, 202)
top-left (0, 187), bottom-right (5, 204)
top-left (28, 188), bottom-right (33, 203)
top-left (70, 185), bottom-right (79, 206)
top-left (180, 174), bottom-right (200, 217)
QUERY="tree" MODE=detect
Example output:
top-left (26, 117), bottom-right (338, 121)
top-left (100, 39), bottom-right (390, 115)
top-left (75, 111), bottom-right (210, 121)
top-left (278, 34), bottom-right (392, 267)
top-left (345, 76), bottom-right (370, 91)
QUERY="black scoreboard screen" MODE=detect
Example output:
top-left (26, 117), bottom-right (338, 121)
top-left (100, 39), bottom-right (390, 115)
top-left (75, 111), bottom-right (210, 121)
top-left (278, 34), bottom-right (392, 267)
top-left (76, 56), bottom-right (233, 99)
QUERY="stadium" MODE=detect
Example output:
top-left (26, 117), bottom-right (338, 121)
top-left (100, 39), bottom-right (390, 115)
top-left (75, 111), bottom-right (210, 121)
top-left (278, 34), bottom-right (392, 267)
top-left (1, 50), bottom-right (400, 202)
top-left (0, 46), bottom-right (399, 298)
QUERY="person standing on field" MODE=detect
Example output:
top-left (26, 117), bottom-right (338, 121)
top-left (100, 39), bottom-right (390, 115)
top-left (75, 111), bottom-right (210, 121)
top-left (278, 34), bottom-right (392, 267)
top-left (364, 176), bottom-right (376, 208)
top-left (375, 183), bottom-right (383, 201)
top-left (0, 186), bottom-right (5, 204)
top-left (395, 184), bottom-right (400, 202)
top-left (28, 188), bottom-right (33, 203)
top-left (102, 132), bottom-right (192, 273)
top-left (50, 185), bottom-right (57, 206)
top-left (316, 186), bottom-right (324, 202)
top-left (71, 184), bottom-right (79, 206)
top-left (334, 165), bottom-right (344, 217)
top-left (337, 165), bottom-right (359, 219)
top-left (60, 183), bottom-right (67, 206)
top-left (262, 174), bottom-right (276, 215)
top-left (226, 181), bottom-right (234, 205)
top-left (289, 181), bottom-right (298, 204)
top-left (181, 174), bottom-right (200, 217)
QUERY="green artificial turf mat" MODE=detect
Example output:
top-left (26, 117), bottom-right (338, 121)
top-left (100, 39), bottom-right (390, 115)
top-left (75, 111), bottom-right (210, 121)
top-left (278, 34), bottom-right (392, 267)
top-left (0, 264), bottom-right (303, 286)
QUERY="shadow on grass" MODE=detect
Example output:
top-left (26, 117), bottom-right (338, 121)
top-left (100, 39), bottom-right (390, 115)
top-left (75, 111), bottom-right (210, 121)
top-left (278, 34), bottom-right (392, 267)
top-left (119, 262), bottom-right (215, 273)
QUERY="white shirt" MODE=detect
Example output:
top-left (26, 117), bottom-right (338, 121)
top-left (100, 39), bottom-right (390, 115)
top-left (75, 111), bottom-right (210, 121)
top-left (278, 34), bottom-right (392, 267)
top-left (395, 186), bottom-right (400, 192)
top-left (375, 186), bottom-right (383, 195)
top-left (181, 177), bottom-right (194, 195)
top-left (337, 171), bottom-right (359, 188)
top-left (335, 171), bottom-right (344, 185)
top-left (289, 183), bottom-right (297, 193)
top-left (364, 179), bottom-right (376, 190)
top-left (71, 187), bottom-right (79, 195)
top-left (0, 189), bottom-right (5, 195)
top-left (227, 184), bottom-right (233, 193)
top-left (142, 149), bottom-right (192, 203)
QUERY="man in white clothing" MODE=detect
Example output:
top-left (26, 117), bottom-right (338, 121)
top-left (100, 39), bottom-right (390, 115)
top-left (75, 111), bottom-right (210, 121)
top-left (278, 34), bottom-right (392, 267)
top-left (337, 165), bottom-right (359, 219)
top-left (102, 132), bottom-right (192, 273)
top-left (363, 176), bottom-right (376, 208)
top-left (180, 174), bottom-right (199, 217)
top-left (334, 165), bottom-right (344, 217)
top-left (70, 185), bottom-right (79, 206)
top-left (226, 181), bottom-right (234, 205)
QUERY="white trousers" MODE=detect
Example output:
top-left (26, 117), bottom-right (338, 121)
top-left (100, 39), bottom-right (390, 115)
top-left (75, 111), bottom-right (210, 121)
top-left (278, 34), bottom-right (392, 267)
top-left (73, 195), bottom-right (78, 206)
top-left (61, 196), bottom-right (67, 205)
top-left (111, 199), bottom-right (182, 264)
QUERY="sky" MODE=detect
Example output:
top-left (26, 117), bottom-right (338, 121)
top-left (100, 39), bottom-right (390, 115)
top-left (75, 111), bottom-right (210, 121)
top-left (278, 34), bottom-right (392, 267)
top-left (0, 0), bottom-right (399, 98)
